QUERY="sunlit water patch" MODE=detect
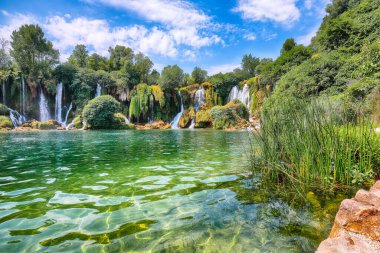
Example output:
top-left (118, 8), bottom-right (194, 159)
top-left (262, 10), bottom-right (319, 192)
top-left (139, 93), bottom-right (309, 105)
top-left (0, 130), bottom-right (347, 252)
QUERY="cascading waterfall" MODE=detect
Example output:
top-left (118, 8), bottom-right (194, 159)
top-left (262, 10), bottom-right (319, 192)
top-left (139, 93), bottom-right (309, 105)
top-left (125, 116), bottom-right (130, 124)
top-left (55, 82), bottom-right (63, 123)
top-left (39, 88), bottom-right (51, 121)
top-left (194, 86), bottom-right (206, 111)
top-left (63, 103), bottom-right (72, 126)
top-left (9, 109), bottom-right (26, 128)
top-left (95, 83), bottom-right (101, 97)
top-left (228, 83), bottom-right (250, 109)
top-left (189, 86), bottom-right (206, 129)
top-left (170, 91), bottom-right (184, 129)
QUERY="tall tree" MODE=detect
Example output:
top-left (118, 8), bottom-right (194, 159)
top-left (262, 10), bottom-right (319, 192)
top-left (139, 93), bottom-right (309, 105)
top-left (241, 54), bottom-right (260, 77)
top-left (10, 24), bottom-right (59, 80)
top-left (281, 38), bottom-right (296, 54)
top-left (191, 67), bottom-right (207, 84)
top-left (159, 65), bottom-right (184, 90)
top-left (68, 44), bottom-right (89, 68)
top-left (147, 69), bottom-right (160, 85)
top-left (135, 53), bottom-right (153, 83)
top-left (108, 45), bottom-right (134, 71)
top-left (87, 53), bottom-right (108, 71)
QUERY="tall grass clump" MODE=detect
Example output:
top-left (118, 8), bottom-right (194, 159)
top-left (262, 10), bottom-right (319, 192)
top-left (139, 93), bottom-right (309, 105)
top-left (251, 97), bottom-right (380, 190)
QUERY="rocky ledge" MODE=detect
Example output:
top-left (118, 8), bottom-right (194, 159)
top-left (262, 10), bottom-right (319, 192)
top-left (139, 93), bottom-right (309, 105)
top-left (317, 181), bottom-right (380, 252)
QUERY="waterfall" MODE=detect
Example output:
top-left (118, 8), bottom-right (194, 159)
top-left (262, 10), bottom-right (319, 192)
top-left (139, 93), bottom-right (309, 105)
top-left (55, 82), bottom-right (63, 123)
top-left (39, 89), bottom-right (51, 121)
top-left (188, 86), bottom-right (206, 129)
top-left (2, 81), bottom-right (6, 106)
top-left (194, 86), bottom-right (206, 111)
top-left (170, 91), bottom-right (184, 129)
top-left (20, 78), bottom-right (27, 116)
top-left (125, 116), bottom-right (130, 124)
top-left (95, 83), bottom-right (101, 98)
top-left (9, 109), bottom-right (26, 128)
top-left (228, 83), bottom-right (250, 109)
top-left (189, 118), bottom-right (195, 129)
top-left (63, 103), bottom-right (72, 126)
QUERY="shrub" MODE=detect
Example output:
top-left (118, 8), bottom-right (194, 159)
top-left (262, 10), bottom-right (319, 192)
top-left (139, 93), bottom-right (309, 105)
top-left (0, 104), bottom-right (9, 116)
top-left (0, 116), bottom-right (12, 128)
top-left (112, 113), bottom-right (135, 129)
top-left (195, 109), bottom-right (212, 128)
top-left (210, 99), bottom-right (249, 129)
top-left (73, 115), bottom-right (83, 129)
top-left (82, 95), bottom-right (121, 129)
top-left (31, 120), bottom-right (59, 130)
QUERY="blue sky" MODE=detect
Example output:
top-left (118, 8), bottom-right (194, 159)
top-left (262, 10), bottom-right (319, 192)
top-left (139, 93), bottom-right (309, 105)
top-left (0, 0), bottom-right (330, 74)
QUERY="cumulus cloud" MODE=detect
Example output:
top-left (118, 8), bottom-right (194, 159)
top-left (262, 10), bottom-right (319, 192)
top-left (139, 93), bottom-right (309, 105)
top-left (83, 0), bottom-right (210, 29)
top-left (233, 0), bottom-right (301, 25)
top-left (304, 0), bottom-right (313, 10)
top-left (208, 63), bottom-right (240, 75)
top-left (0, 12), bottom-right (38, 42)
top-left (0, 10), bottom-right (221, 62)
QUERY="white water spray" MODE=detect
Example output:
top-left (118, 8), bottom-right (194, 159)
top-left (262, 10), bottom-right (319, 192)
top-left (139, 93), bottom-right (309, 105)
top-left (170, 91), bottom-right (184, 129)
top-left (95, 83), bottom-right (101, 97)
top-left (39, 89), bottom-right (50, 121)
top-left (9, 109), bottom-right (26, 128)
top-left (228, 83), bottom-right (250, 109)
top-left (55, 82), bottom-right (63, 123)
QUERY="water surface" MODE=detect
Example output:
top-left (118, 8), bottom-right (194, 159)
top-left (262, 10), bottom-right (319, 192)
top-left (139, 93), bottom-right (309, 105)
top-left (0, 130), bottom-right (344, 252)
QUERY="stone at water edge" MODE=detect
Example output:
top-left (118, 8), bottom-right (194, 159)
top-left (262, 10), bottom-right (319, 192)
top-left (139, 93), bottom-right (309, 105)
top-left (316, 181), bottom-right (380, 253)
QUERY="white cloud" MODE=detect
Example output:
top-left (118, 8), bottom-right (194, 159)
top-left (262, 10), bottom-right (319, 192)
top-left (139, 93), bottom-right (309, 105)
top-left (233, 0), bottom-right (301, 25)
top-left (304, 0), bottom-right (313, 10)
top-left (208, 63), bottom-right (240, 75)
top-left (84, 0), bottom-right (210, 29)
top-left (243, 33), bottom-right (257, 41)
top-left (0, 12), bottom-right (38, 42)
top-left (183, 50), bottom-right (196, 61)
top-left (297, 26), bottom-right (319, 45)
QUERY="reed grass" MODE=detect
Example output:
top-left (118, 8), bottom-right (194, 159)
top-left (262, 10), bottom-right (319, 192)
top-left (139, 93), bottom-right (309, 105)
top-left (251, 98), bottom-right (380, 190)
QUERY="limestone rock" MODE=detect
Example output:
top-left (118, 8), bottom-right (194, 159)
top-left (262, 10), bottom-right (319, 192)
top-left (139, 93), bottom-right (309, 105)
top-left (317, 181), bottom-right (380, 252)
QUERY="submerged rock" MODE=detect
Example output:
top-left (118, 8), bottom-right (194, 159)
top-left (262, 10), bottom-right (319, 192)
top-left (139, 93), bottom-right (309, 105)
top-left (317, 181), bottom-right (380, 252)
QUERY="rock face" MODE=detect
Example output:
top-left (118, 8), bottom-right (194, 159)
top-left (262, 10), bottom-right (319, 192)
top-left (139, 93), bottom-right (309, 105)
top-left (317, 181), bottom-right (380, 253)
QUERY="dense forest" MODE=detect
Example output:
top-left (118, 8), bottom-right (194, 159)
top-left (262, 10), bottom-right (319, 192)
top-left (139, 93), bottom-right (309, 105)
top-left (0, 0), bottom-right (379, 132)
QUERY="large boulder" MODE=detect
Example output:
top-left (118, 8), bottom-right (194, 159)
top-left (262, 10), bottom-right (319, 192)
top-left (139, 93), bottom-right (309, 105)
top-left (317, 181), bottom-right (380, 252)
top-left (0, 103), bottom-right (9, 116)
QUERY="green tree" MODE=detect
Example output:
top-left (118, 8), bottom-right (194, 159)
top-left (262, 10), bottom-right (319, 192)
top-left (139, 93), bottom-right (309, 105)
top-left (241, 54), bottom-right (260, 77)
top-left (191, 67), bottom-right (207, 84)
top-left (147, 69), bottom-right (160, 85)
top-left (159, 65), bottom-right (184, 90)
top-left (135, 53), bottom-right (153, 83)
top-left (10, 24), bottom-right (59, 80)
top-left (68, 44), bottom-right (88, 68)
top-left (82, 95), bottom-right (121, 129)
top-left (87, 53), bottom-right (108, 71)
top-left (281, 38), bottom-right (296, 54)
top-left (108, 45), bottom-right (134, 71)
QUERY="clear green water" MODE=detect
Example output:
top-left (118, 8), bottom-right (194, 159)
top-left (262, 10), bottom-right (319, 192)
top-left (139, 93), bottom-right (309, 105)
top-left (0, 130), bottom-right (345, 252)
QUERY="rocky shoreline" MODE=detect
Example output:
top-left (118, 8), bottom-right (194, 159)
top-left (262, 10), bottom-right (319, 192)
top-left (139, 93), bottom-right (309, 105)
top-left (317, 181), bottom-right (380, 253)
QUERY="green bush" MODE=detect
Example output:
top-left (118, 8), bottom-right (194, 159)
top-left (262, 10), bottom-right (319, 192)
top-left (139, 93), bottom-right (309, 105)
top-left (0, 104), bottom-right (9, 116)
top-left (195, 109), bottom-right (212, 128)
top-left (0, 116), bottom-right (12, 128)
top-left (82, 95), bottom-right (121, 129)
top-left (73, 115), bottom-right (83, 129)
top-left (210, 99), bottom-right (249, 129)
